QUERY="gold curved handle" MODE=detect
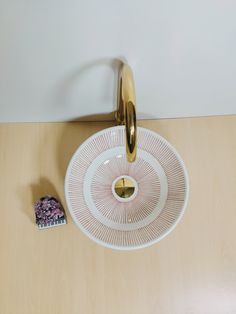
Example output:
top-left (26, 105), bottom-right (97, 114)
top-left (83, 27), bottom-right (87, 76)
top-left (116, 64), bottom-right (137, 163)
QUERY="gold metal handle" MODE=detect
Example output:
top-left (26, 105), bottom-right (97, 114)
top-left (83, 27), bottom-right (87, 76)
top-left (116, 64), bottom-right (137, 163)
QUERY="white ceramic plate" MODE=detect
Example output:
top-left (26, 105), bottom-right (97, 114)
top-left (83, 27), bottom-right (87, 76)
top-left (65, 126), bottom-right (189, 250)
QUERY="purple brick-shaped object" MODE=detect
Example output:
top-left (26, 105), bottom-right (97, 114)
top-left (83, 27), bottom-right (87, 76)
top-left (34, 195), bottom-right (67, 229)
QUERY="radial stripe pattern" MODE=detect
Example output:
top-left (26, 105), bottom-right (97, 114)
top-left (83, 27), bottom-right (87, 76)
top-left (65, 126), bottom-right (189, 250)
top-left (91, 155), bottom-right (160, 224)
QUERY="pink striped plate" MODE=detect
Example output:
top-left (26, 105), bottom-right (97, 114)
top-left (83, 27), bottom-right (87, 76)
top-left (65, 126), bottom-right (189, 250)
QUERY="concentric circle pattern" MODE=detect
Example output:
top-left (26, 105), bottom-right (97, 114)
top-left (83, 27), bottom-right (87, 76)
top-left (65, 126), bottom-right (189, 250)
top-left (92, 158), bottom-right (156, 222)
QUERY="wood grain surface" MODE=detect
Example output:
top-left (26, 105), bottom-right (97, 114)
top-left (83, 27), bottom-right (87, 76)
top-left (0, 116), bottom-right (236, 314)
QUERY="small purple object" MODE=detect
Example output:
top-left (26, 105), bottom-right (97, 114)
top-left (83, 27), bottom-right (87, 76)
top-left (34, 195), bottom-right (66, 229)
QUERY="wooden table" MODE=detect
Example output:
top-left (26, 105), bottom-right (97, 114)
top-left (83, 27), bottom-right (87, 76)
top-left (0, 116), bottom-right (236, 314)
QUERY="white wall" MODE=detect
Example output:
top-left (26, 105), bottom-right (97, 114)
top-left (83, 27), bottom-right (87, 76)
top-left (0, 0), bottom-right (236, 122)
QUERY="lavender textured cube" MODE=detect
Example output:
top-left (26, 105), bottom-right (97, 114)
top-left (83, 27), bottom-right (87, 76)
top-left (34, 195), bottom-right (66, 229)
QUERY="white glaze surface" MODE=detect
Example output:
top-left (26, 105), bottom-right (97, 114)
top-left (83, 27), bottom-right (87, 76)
top-left (65, 126), bottom-right (189, 250)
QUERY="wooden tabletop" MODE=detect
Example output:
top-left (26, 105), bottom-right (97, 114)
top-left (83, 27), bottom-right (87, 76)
top-left (0, 116), bottom-right (236, 314)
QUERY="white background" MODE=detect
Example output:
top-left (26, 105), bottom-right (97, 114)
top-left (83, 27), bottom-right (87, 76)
top-left (0, 0), bottom-right (235, 122)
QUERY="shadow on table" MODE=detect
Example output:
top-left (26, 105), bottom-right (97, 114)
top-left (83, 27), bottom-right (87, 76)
top-left (31, 177), bottom-right (60, 203)
top-left (18, 177), bottom-right (60, 224)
